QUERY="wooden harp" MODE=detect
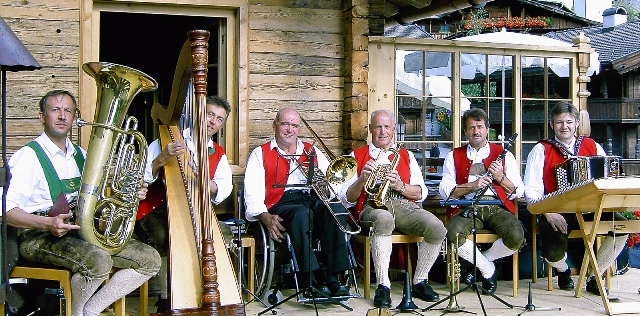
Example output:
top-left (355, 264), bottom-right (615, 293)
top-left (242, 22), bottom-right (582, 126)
top-left (150, 29), bottom-right (244, 315)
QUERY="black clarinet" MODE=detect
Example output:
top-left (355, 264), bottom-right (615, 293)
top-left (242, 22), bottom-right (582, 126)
top-left (460, 133), bottom-right (518, 218)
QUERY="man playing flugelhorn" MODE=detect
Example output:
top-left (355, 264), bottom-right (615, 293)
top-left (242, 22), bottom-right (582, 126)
top-left (439, 108), bottom-right (524, 295)
top-left (524, 102), bottom-right (627, 295)
top-left (340, 109), bottom-right (446, 307)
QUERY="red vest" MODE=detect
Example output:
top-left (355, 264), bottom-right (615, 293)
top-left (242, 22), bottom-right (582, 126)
top-left (446, 143), bottom-right (515, 218)
top-left (208, 142), bottom-right (225, 179)
top-left (540, 136), bottom-right (597, 194)
top-left (352, 146), bottom-right (412, 222)
top-left (261, 141), bottom-right (315, 210)
top-left (137, 142), bottom-right (225, 221)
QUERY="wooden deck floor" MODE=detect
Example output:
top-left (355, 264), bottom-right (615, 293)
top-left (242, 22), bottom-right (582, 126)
top-left (123, 267), bottom-right (640, 316)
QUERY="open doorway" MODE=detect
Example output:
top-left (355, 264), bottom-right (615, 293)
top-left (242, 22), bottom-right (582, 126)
top-left (99, 11), bottom-right (222, 142)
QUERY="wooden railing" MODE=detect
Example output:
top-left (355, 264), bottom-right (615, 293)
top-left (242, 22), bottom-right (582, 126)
top-left (587, 98), bottom-right (640, 122)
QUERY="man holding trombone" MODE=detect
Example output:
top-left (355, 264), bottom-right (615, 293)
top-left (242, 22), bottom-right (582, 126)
top-left (340, 109), bottom-right (446, 308)
top-left (244, 107), bottom-right (351, 298)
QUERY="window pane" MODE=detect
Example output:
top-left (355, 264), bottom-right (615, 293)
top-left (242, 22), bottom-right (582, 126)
top-left (396, 50), bottom-right (454, 178)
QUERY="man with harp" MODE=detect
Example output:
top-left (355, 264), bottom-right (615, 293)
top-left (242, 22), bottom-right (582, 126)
top-left (138, 96), bottom-right (233, 312)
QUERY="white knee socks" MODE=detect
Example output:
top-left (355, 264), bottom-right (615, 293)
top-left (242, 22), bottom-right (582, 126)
top-left (83, 268), bottom-right (153, 316)
top-left (413, 241), bottom-right (441, 285)
top-left (371, 235), bottom-right (392, 288)
top-left (71, 272), bottom-right (106, 316)
top-left (548, 254), bottom-right (570, 273)
top-left (595, 234), bottom-right (628, 276)
top-left (483, 238), bottom-right (516, 262)
top-left (457, 239), bottom-right (495, 279)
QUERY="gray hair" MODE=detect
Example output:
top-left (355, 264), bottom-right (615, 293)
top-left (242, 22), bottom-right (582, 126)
top-left (370, 109), bottom-right (396, 125)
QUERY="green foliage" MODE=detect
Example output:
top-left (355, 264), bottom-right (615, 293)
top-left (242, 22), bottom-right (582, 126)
top-left (465, 7), bottom-right (489, 36)
top-left (614, 0), bottom-right (640, 22)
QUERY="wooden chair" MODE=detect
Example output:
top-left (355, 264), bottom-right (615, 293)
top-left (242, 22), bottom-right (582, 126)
top-left (472, 230), bottom-right (519, 297)
top-left (351, 231), bottom-right (424, 299)
top-left (0, 264), bottom-right (149, 316)
top-left (531, 217), bottom-right (616, 291)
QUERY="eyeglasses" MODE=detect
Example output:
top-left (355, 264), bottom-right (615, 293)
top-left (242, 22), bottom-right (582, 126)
top-left (207, 112), bottom-right (226, 124)
top-left (278, 121), bottom-right (301, 129)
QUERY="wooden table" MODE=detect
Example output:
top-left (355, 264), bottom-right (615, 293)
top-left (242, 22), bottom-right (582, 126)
top-left (528, 177), bottom-right (640, 315)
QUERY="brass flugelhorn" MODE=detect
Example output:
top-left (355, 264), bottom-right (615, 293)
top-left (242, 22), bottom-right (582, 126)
top-left (76, 62), bottom-right (157, 255)
top-left (364, 146), bottom-right (402, 209)
top-left (299, 118), bottom-right (361, 235)
top-left (445, 237), bottom-right (463, 312)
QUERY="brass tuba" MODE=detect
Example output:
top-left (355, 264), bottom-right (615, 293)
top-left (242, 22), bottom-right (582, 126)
top-left (76, 62), bottom-right (158, 255)
top-left (364, 147), bottom-right (402, 209)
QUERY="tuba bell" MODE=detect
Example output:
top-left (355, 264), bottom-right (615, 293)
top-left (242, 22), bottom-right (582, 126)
top-left (76, 62), bottom-right (158, 255)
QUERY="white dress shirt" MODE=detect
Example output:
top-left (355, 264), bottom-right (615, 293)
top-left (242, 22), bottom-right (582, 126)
top-left (338, 143), bottom-right (429, 208)
top-left (439, 142), bottom-right (524, 200)
top-left (243, 138), bottom-right (333, 222)
top-left (524, 137), bottom-right (605, 204)
top-left (5, 132), bottom-right (86, 214)
top-left (144, 128), bottom-right (232, 205)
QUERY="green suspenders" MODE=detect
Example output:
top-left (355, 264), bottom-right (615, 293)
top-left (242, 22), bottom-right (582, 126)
top-left (26, 141), bottom-right (85, 201)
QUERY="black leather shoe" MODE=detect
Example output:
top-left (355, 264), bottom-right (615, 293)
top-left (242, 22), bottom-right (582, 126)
top-left (155, 295), bottom-right (169, 313)
top-left (303, 284), bottom-right (331, 298)
top-left (481, 272), bottom-right (498, 295)
top-left (412, 280), bottom-right (439, 302)
top-left (462, 266), bottom-right (476, 285)
top-left (556, 269), bottom-right (574, 290)
top-left (586, 278), bottom-right (608, 296)
top-left (328, 282), bottom-right (350, 297)
top-left (373, 284), bottom-right (392, 308)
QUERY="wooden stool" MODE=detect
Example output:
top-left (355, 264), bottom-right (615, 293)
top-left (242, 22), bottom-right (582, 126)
top-left (1, 264), bottom-right (149, 316)
top-left (531, 217), bottom-right (618, 291)
top-left (351, 231), bottom-right (424, 299)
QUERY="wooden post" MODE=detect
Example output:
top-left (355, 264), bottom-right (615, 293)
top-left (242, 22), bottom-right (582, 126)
top-left (573, 32), bottom-right (593, 137)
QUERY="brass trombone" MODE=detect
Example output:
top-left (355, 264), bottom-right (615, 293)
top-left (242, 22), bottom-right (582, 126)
top-left (300, 118), bottom-right (357, 184)
top-left (299, 118), bottom-right (361, 235)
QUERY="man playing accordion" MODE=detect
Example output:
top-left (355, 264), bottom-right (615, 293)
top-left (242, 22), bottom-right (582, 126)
top-left (524, 101), bottom-right (628, 295)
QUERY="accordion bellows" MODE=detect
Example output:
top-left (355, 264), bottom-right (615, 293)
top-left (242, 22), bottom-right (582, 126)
top-left (555, 156), bottom-right (621, 191)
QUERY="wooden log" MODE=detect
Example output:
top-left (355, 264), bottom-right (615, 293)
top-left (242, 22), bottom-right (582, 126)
top-left (249, 74), bottom-right (343, 101)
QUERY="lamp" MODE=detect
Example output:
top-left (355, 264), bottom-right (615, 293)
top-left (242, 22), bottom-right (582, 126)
top-left (0, 15), bottom-right (41, 308)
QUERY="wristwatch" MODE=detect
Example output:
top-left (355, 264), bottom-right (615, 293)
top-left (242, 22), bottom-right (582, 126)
top-left (400, 182), bottom-right (406, 193)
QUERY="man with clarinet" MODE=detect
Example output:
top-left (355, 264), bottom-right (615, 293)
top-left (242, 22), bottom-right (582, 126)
top-left (439, 108), bottom-right (525, 294)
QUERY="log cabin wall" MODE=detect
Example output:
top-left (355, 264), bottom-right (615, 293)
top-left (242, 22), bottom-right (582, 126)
top-left (1, 0), bottom-right (81, 156)
top-left (1, 0), bottom-right (372, 162)
top-left (247, 0), bottom-right (350, 156)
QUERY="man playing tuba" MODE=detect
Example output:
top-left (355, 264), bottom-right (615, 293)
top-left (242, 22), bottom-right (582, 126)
top-left (2, 90), bottom-right (160, 315)
top-left (340, 109), bottom-right (446, 308)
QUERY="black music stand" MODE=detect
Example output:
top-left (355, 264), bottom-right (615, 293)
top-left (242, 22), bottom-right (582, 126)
top-left (258, 151), bottom-right (352, 316)
top-left (423, 198), bottom-right (513, 316)
top-left (0, 16), bottom-right (42, 313)
top-left (225, 218), bottom-right (274, 313)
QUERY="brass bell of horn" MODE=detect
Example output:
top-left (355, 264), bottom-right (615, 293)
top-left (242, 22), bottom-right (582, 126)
top-left (396, 271), bottom-right (419, 311)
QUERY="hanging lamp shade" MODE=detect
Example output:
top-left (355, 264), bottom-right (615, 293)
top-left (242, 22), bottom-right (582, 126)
top-left (0, 16), bottom-right (41, 71)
